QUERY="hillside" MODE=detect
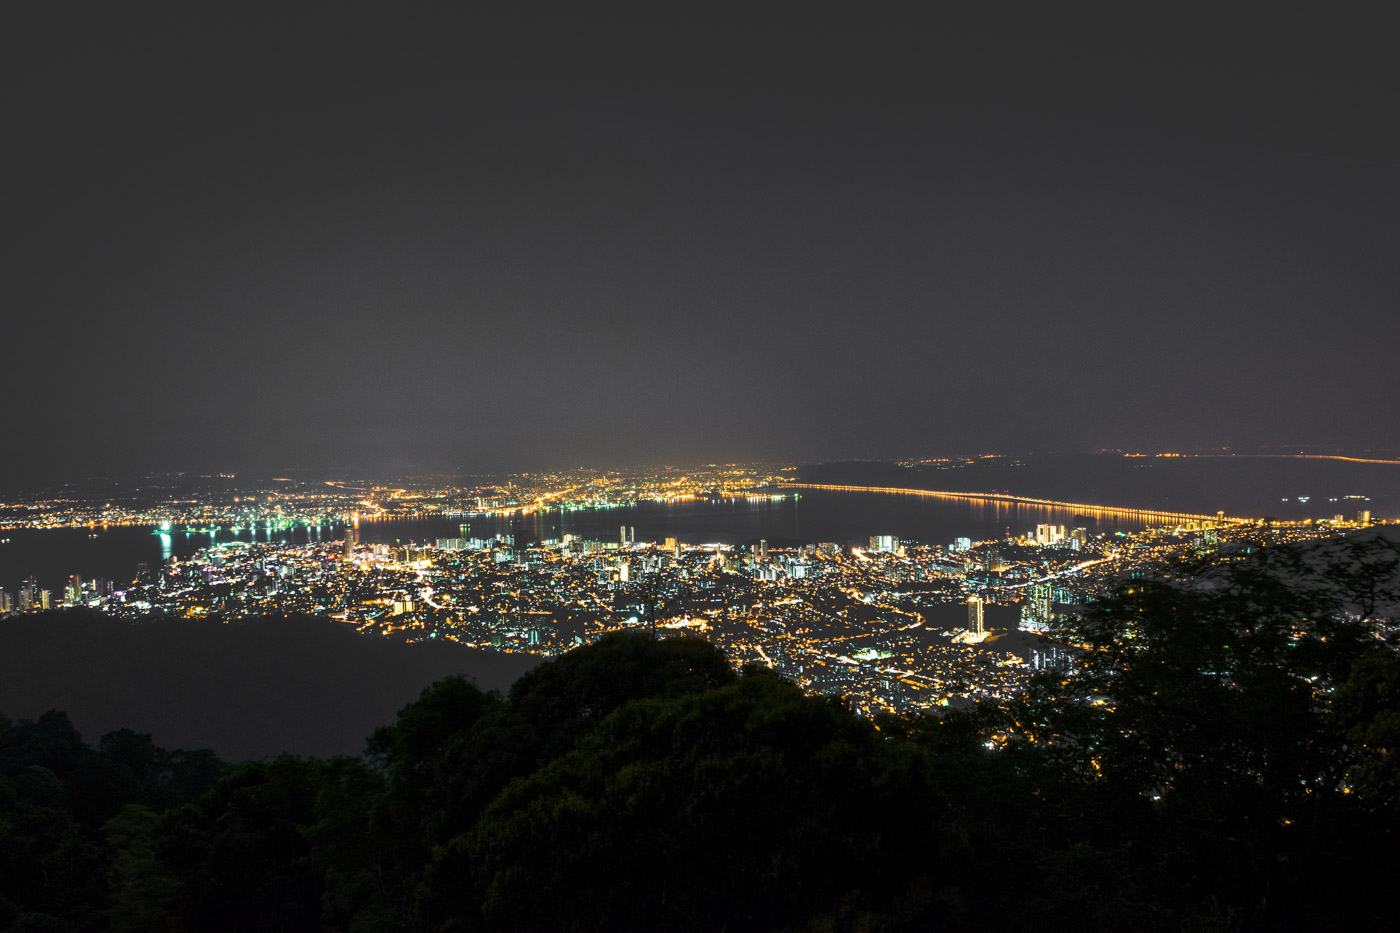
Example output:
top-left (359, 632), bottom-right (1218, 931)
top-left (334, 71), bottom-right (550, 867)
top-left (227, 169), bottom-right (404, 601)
top-left (0, 613), bottom-right (540, 760)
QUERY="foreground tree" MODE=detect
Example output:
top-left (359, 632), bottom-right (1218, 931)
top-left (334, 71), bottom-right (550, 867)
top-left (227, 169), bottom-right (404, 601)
top-left (1013, 532), bottom-right (1400, 929)
top-left (427, 667), bottom-right (967, 932)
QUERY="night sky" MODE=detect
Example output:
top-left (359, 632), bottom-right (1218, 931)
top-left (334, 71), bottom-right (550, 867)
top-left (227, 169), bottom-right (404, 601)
top-left (6, 9), bottom-right (1397, 487)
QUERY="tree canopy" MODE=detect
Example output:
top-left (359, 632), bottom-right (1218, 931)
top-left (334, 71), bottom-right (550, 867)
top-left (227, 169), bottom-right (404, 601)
top-left (2, 534), bottom-right (1398, 931)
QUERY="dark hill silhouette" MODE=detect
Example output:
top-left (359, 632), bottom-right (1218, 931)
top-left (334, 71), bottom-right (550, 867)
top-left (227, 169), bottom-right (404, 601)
top-left (0, 612), bottom-right (539, 760)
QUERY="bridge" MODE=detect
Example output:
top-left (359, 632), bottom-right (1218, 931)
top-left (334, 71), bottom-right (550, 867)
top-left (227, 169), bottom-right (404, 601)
top-left (1130, 453), bottom-right (1400, 467)
top-left (782, 483), bottom-right (1248, 525)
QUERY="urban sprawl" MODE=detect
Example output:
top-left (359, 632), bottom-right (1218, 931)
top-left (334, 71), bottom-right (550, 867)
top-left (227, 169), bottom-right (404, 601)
top-left (0, 465), bottom-right (1383, 717)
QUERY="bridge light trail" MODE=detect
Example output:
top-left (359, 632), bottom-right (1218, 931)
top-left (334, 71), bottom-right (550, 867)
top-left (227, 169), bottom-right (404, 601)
top-left (1127, 453), bottom-right (1400, 467)
top-left (783, 483), bottom-right (1247, 525)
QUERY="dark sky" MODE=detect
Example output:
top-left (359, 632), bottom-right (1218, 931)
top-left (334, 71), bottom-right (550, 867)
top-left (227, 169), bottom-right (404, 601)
top-left (5, 8), bottom-right (1397, 486)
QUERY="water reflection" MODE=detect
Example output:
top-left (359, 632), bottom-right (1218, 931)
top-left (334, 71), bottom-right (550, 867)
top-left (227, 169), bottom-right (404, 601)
top-left (4, 493), bottom-right (1165, 596)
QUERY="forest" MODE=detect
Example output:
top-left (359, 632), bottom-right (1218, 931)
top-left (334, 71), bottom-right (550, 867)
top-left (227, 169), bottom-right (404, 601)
top-left (3, 532), bottom-right (1398, 931)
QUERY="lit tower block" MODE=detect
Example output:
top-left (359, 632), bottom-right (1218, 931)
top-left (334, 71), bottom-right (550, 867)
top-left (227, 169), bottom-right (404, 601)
top-left (967, 595), bottom-right (985, 638)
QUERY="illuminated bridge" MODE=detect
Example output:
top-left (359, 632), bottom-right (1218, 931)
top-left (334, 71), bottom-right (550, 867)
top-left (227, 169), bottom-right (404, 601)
top-left (783, 483), bottom-right (1249, 526)
top-left (1154, 453), bottom-right (1400, 467)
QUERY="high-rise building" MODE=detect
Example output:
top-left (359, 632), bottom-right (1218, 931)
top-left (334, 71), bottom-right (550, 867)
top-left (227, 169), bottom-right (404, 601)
top-left (344, 523), bottom-right (358, 560)
top-left (758, 539), bottom-right (768, 560)
top-left (0, 588), bottom-right (10, 613)
top-left (18, 577), bottom-right (38, 612)
top-left (1035, 524), bottom-right (1066, 546)
top-left (620, 525), bottom-right (628, 548)
top-left (1034, 582), bottom-right (1051, 620)
top-left (1357, 510), bottom-right (1372, 525)
top-left (1031, 644), bottom-right (1073, 673)
top-left (869, 535), bottom-right (898, 554)
top-left (1019, 582), bottom-right (1053, 633)
top-left (1019, 582), bottom-right (1058, 633)
top-left (967, 595), bottom-right (984, 637)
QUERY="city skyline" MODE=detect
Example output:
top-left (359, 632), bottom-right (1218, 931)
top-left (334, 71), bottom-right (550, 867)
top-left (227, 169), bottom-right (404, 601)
top-left (5, 9), bottom-right (1397, 488)
top-left (5, 462), bottom-right (1344, 718)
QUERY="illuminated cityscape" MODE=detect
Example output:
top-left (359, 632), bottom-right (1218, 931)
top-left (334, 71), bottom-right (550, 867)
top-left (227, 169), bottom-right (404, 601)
top-left (5, 6), bottom-right (1399, 928)
top-left (0, 463), bottom-right (789, 530)
top-left (4, 461), bottom-right (1385, 717)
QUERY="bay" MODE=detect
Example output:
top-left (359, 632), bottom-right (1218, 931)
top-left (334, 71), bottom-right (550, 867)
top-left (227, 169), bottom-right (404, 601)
top-left (2, 490), bottom-right (1153, 597)
top-left (5, 451), bottom-right (1397, 597)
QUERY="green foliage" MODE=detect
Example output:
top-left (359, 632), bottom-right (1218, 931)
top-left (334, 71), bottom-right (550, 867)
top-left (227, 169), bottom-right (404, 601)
top-left (429, 667), bottom-right (961, 932)
top-left (102, 804), bottom-right (177, 933)
top-left (1335, 647), bottom-right (1400, 804)
top-left (0, 784), bottom-right (103, 921)
top-left (303, 756), bottom-right (400, 932)
top-left (360, 633), bottom-right (745, 926)
top-left (4, 558), bottom-right (1399, 933)
top-left (160, 756), bottom-right (331, 932)
top-left (1011, 540), bottom-right (1400, 928)
top-left (0, 711), bottom-right (86, 780)
top-left (0, 708), bottom-right (226, 931)
top-left (507, 632), bottom-right (737, 760)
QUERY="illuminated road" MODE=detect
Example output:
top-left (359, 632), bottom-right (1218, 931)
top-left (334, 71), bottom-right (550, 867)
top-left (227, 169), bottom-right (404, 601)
top-left (1129, 453), bottom-right (1400, 466)
top-left (783, 483), bottom-right (1245, 525)
top-left (1003, 557), bottom-right (1114, 591)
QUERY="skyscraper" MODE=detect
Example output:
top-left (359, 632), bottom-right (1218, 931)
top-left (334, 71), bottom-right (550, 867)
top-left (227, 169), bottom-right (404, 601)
top-left (18, 577), bottom-right (38, 612)
top-left (1020, 582), bottom-right (1053, 633)
top-left (967, 595), bottom-right (984, 638)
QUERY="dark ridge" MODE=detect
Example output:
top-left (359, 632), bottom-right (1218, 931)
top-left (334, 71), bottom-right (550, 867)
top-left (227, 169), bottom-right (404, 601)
top-left (0, 612), bottom-right (540, 761)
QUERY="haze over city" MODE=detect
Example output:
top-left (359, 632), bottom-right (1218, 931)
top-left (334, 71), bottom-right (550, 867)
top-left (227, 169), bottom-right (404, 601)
top-left (7, 11), bottom-right (1400, 931)
top-left (5, 8), bottom-right (1397, 489)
